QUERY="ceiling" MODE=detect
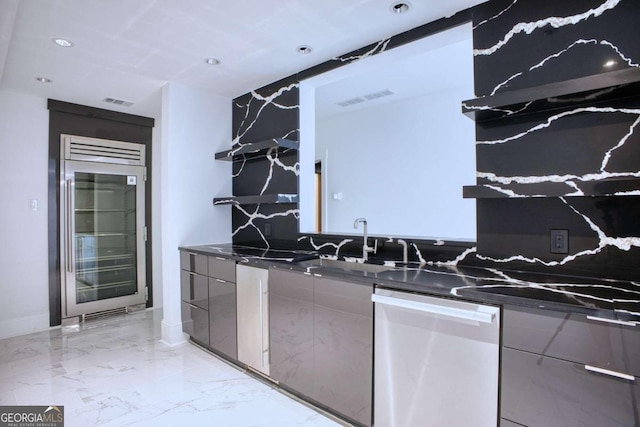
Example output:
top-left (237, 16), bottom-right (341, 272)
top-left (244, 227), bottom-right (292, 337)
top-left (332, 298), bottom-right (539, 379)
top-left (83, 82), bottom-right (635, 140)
top-left (0, 0), bottom-right (486, 117)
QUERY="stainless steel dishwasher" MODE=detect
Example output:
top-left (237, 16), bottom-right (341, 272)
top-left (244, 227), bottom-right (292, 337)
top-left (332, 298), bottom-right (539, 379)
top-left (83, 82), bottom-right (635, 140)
top-left (372, 288), bottom-right (500, 427)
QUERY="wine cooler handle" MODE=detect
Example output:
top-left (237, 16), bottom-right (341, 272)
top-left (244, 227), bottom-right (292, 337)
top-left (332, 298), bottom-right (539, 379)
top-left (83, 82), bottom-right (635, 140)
top-left (66, 179), bottom-right (73, 273)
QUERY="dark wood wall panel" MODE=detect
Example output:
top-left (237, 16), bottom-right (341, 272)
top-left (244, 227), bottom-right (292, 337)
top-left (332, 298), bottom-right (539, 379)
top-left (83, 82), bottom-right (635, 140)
top-left (47, 100), bottom-right (154, 326)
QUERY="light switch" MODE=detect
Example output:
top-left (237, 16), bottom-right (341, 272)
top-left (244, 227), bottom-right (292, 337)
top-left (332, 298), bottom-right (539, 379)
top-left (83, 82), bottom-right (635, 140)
top-left (29, 199), bottom-right (38, 212)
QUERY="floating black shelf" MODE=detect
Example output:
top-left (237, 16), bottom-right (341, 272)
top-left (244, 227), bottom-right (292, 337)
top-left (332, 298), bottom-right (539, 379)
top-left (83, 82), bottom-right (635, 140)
top-left (215, 138), bottom-right (299, 161)
top-left (462, 68), bottom-right (640, 122)
top-left (213, 194), bottom-right (299, 205)
top-left (463, 178), bottom-right (640, 199)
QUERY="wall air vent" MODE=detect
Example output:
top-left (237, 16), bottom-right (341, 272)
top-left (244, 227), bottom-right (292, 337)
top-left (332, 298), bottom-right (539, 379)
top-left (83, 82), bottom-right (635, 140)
top-left (62, 134), bottom-right (145, 166)
top-left (363, 88), bottom-right (396, 100)
top-left (336, 89), bottom-right (396, 107)
top-left (103, 97), bottom-right (134, 107)
top-left (336, 97), bottom-right (366, 107)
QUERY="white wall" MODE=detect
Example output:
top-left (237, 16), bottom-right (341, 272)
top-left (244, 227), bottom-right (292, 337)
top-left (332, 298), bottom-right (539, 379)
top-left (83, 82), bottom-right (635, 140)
top-left (158, 82), bottom-right (232, 345)
top-left (0, 90), bottom-right (50, 338)
top-left (298, 81), bottom-right (316, 233)
top-left (0, 83), bottom-right (231, 340)
top-left (316, 86), bottom-right (476, 240)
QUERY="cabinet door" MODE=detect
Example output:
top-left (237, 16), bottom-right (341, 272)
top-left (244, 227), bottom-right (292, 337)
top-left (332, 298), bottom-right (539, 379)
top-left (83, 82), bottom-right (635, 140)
top-left (313, 276), bottom-right (373, 426)
top-left (502, 347), bottom-right (639, 427)
top-left (269, 269), bottom-right (314, 396)
top-left (209, 278), bottom-right (237, 359)
top-left (181, 301), bottom-right (209, 345)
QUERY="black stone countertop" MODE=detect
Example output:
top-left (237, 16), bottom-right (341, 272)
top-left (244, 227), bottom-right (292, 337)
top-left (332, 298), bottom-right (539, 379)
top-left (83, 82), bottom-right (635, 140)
top-left (180, 243), bottom-right (640, 323)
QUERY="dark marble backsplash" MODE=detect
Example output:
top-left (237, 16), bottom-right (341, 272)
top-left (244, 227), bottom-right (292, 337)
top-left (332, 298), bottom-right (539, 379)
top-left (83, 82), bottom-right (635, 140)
top-left (224, 0), bottom-right (640, 284)
top-left (468, 0), bottom-right (640, 281)
top-left (297, 233), bottom-right (477, 266)
top-left (472, 0), bottom-right (640, 97)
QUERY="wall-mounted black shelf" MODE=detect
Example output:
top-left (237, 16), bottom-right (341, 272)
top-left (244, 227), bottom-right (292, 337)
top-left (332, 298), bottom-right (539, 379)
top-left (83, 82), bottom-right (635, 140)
top-left (463, 178), bottom-right (640, 199)
top-left (462, 68), bottom-right (640, 122)
top-left (213, 194), bottom-right (299, 205)
top-left (215, 138), bottom-right (299, 162)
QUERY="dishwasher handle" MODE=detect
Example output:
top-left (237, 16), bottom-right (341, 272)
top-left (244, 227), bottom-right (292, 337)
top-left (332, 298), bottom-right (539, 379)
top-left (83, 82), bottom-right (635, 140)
top-left (372, 293), bottom-right (496, 324)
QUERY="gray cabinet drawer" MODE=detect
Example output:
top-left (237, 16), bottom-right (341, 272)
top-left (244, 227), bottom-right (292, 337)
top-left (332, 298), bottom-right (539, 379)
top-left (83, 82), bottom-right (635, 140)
top-left (503, 306), bottom-right (640, 376)
top-left (502, 347), bottom-right (639, 427)
top-left (181, 301), bottom-right (209, 346)
top-left (208, 256), bottom-right (236, 283)
top-left (208, 278), bottom-right (237, 359)
top-left (180, 251), bottom-right (208, 275)
top-left (180, 270), bottom-right (208, 309)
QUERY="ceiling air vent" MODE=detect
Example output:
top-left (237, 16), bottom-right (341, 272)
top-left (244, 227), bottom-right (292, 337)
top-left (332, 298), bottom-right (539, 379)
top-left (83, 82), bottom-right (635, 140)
top-left (103, 97), bottom-right (134, 107)
top-left (336, 89), bottom-right (396, 107)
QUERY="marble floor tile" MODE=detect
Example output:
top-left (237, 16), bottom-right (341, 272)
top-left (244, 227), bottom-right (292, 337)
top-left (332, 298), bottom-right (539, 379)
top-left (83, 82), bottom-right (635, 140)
top-left (0, 309), bottom-right (344, 427)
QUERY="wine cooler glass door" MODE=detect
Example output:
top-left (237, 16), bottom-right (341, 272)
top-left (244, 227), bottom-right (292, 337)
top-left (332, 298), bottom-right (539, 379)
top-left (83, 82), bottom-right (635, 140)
top-left (62, 160), bottom-right (146, 317)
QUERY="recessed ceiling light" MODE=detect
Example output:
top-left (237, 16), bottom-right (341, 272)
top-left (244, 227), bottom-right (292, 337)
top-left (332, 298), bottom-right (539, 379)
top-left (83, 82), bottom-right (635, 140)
top-left (52, 38), bottom-right (74, 47)
top-left (35, 77), bottom-right (52, 83)
top-left (603, 60), bottom-right (617, 67)
top-left (297, 45), bottom-right (313, 54)
top-left (204, 58), bottom-right (220, 65)
top-left (390, 2), bottom-right (411, 14)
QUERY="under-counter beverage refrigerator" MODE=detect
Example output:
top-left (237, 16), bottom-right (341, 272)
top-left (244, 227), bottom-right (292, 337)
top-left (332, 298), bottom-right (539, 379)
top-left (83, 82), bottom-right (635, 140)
top-left (60, 135), bottom-right (147, 318)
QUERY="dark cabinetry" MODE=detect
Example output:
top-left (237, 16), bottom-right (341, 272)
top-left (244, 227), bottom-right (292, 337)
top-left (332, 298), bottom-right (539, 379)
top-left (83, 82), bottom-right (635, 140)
top-left (208, 256), bottom-right (237, 360)
top-left (180, 252), bottom-right (209, 346)
top-left (501, 306), bottom-right (640, 427)
top-left (269, 269), bottom-right (314, 394)
top-left (269, 268), bottom-right (373, 426)
top-left (313, 275), bottom-right (373, 426)
top-left (179, 251), bottom-right (237, 358)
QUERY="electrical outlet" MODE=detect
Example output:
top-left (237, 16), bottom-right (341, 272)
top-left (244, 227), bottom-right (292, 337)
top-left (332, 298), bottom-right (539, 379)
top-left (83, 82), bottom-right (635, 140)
top-left (264, 222), bottom-right (272, 237)
top-left (550, 229), bottom-right (569, 254)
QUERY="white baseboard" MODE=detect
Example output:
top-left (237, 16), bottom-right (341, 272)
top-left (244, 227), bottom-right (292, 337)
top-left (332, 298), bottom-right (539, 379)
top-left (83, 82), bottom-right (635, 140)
top-left (0, 312), bottom-right (52, 340)
top-left (160, 319), bottom-right (187, 347)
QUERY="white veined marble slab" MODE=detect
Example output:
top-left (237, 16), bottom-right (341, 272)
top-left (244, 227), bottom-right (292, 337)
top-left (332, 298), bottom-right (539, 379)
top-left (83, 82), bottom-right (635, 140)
top-left (0, 309), bottom-right (343, 427)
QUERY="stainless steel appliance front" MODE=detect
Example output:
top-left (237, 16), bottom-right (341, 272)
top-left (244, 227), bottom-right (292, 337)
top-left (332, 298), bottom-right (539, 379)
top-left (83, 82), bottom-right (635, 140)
top-left (236, 264), bottom-right (269, 375)
top-left (60, 135), bottom-right (146, 318)
top-left (373, 288), bottom-right (500, 427)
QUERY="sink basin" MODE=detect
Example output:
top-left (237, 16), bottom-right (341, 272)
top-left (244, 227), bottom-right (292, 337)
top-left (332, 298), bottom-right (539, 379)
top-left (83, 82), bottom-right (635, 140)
top-left (299, 258), bottom-right (390, 274)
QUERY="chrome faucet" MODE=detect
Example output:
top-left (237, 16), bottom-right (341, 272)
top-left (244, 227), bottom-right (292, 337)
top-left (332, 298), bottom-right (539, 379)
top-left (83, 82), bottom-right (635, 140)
top-left (396, 239), bottom-right (409, 264)
top-left (354, 218), bottom-right (377, 261)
